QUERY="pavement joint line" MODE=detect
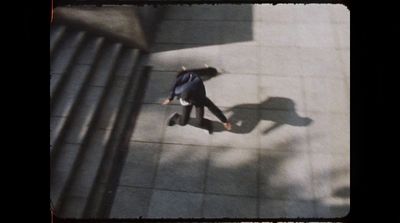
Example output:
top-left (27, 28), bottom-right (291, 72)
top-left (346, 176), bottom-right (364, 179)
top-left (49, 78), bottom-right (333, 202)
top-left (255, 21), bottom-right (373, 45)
top-left (50, 72), bottom-right (63, 76)
top-left (118, 184), bottom-right (257, 200)
top-left (51, 115), bottom-right (67, 118)
top-left (141, 102), bottom-right (310, 114)
top-left (200, 144), bottom-right (211, 217)
top-left (149, 69), bottom-right (348, 80)
top-left (63, 142), bottom-right (82, 146)
top-left (161, 17), bottom-right (349, 25)
top-left (256, 73), bottom-right (261, 218)
top-left (86, 84), bottom-right (107, 88)
top-left (117, 183), bottom-right (319, 203)
top-left (152, 42), bottom-right (350, 50)
top-left (302, 71), bottom-right (323, 217)
top-left (130, 139), bottom-right (348, 156)
top-left (130, 139), bottom-right (258, 151)
top-left (161, 18), bottom-right (260, 23)
top-left (143, 104), bottom-right (169, 218)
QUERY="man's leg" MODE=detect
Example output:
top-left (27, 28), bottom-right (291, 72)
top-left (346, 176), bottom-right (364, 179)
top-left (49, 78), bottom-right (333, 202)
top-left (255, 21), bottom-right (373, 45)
top-left (204, 97), bottom-right (232, 130)
top-left (195, 105), bottom-right (213, 134)
top-left (204, 97), bottom-right (227, 123)
top-left (168, 105), bottom-right (193, 126)
top-left (179, 105), bottom-right (193, 125)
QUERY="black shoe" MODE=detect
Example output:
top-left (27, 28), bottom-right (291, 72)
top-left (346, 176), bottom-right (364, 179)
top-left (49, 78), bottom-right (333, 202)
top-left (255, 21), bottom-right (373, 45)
top-left (202, 120), bottom-right (213, 135)
top-left (207, 124), bottom-right (213, 135)
top-left (167, 113), bottom-right (179, 126)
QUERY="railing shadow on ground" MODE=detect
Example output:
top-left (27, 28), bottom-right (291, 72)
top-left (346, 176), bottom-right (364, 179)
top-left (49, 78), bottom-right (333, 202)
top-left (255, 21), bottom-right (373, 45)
top-left (187, 97), bottom-right (313, 135)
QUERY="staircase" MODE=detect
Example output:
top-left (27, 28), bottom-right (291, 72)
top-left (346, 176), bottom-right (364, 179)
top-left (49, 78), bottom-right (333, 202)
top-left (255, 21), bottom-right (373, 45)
top-left (50, 22), bottom-right (150, 218)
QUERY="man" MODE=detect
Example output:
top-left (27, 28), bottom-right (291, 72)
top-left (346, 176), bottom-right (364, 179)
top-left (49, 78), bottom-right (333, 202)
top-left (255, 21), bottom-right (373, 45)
top-left (162, 66), bottom-right (232, 133)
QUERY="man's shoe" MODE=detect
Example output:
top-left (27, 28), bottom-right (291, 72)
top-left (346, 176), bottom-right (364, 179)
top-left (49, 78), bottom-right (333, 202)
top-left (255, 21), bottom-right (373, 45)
top-left (168, 113), bottom-right (179, 126)
top-left (208, 124), bottom-right (214, 135)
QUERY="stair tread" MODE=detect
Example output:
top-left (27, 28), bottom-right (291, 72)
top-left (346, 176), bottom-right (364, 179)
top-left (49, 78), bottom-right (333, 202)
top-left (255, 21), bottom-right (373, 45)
top-left (61, 49), bottom-right (141, 217)
top-left (50, 25), bottom-right (67, 55)
top-left (51, 30), bottom-right (86, 74)
top-left (63, 42), bottom-right (123, 144)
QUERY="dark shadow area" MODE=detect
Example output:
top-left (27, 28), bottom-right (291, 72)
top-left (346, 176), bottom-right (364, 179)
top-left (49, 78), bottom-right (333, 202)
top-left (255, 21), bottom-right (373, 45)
top-left (333, 186), bottom-right (350, 199)
top-left (150, 4), bottom-right (253, 53)
top-left (188, 97), bottom-right (312, 135)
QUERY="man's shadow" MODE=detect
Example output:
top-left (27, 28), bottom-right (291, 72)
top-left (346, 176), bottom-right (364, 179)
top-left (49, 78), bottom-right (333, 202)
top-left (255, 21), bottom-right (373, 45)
top-left (188, 97), bottom-right (312, 135)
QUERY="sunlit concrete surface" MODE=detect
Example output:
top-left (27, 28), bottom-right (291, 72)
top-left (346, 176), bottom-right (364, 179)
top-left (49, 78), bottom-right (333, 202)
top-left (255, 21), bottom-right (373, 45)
top-left (111, 4), bottom-right (350, 219)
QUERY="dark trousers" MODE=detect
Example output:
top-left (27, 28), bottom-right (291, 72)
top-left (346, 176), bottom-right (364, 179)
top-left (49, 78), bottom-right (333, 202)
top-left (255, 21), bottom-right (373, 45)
top-left (173, 97), bottom-right (227, 126)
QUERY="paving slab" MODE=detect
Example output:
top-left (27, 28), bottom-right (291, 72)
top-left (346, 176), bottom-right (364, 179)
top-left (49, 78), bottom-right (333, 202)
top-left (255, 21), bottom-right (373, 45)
top-left (258, 111), bottom-right (310, 152)
top-left (307, 112), bottom-right (350, 154)
top-left (142, 71), bottom-right (177, 104)
top-left (296, 23), bottom-right (337, 48)
top-left (258, 47), bottom-right (303, 76)
top-left (205, 147), bottom-right (258, 197)
top-left (310, 153), bottom-right (350, 201)
top-left (298, 48), bottom-right (344, 78)
top-left (259, 198), bottom-right (316, 218)
top-left (154, 144), bottom-right (208, 192)
top-left (154, 21), bottom-right (185, 43)
top-left (110, 186), bottom-right (153, 218)
top-left (147, 190), bottom-right (203, 218)
top-left (294, 4), bottom-right (332, 23)
top-left (130, 104), bottom-right (167, 143)
top-left (205, 74), bottom-right (259, 108)
top-left (253, 4), bottom-right (299, 23)
top-left (334, 23), bottom-right (350, 49)
top-left (304, 77), bottom-right (349, 113)
top-left (61, 195), bottom-right (86, 218)
top-left (314, 197), bottom-right (350, 218)
top-left (254, 23), bottom-right (299, 47)
top-left (119, 142), bottom-right (162, 188)
top-left (148, 44), bottom-right (193, 70)
top-left (218, 45), bottom-right (260, 74)
top-left (329, 4), bottom-right (350, 24)
top-left (338, 49), bottom-right (350, 77)
top-left (178, 45), bottom-right (222, 69)
top-left (259, 150), bottom-right (314, 201)
top-left (180, 21), bottom-right (220, 44)
top-left (203, 194), bottom-right (257, 218)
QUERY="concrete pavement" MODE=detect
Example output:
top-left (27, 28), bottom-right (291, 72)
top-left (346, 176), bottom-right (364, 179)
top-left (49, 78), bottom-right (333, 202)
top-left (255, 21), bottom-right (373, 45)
top-left (110, 4), bottom-right (350, 218)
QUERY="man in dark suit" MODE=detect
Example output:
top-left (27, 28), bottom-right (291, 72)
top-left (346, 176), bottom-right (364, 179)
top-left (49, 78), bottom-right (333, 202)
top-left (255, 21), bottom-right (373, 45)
top-left (162, 66), bottom-right (232, 133)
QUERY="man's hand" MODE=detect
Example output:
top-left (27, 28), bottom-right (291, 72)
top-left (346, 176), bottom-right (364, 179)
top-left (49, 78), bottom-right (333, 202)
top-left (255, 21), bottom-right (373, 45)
top-left (162, 99), bottom-right (171, 105)
top-left (223, 122), bottom-right (232, 131)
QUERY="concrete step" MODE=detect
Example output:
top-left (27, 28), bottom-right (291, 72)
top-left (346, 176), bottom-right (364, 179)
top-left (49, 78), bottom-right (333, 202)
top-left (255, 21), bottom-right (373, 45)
top-left (59, 49), bottom-right (140, 218)
top-left (50, 33), bottom-right (104, 100)
top-left (62, 41), bottom-right (122, 145)
top-left (50, 28), bottom-right (85, 75)
top-left (50, 24), bottom-right (67, 57)
top-left (50, 41), bottom-right (122, 211)
top-left (50, 35), bottom-right (105, 151)
top-left (50, 28), bottom-right (87, 105)
top-left (86, 65), bottom-right (151, 218)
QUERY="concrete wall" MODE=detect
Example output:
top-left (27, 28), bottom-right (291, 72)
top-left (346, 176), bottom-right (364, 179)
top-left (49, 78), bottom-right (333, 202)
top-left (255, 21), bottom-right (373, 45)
top-left (53, 5), bottom-right (166, 51)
